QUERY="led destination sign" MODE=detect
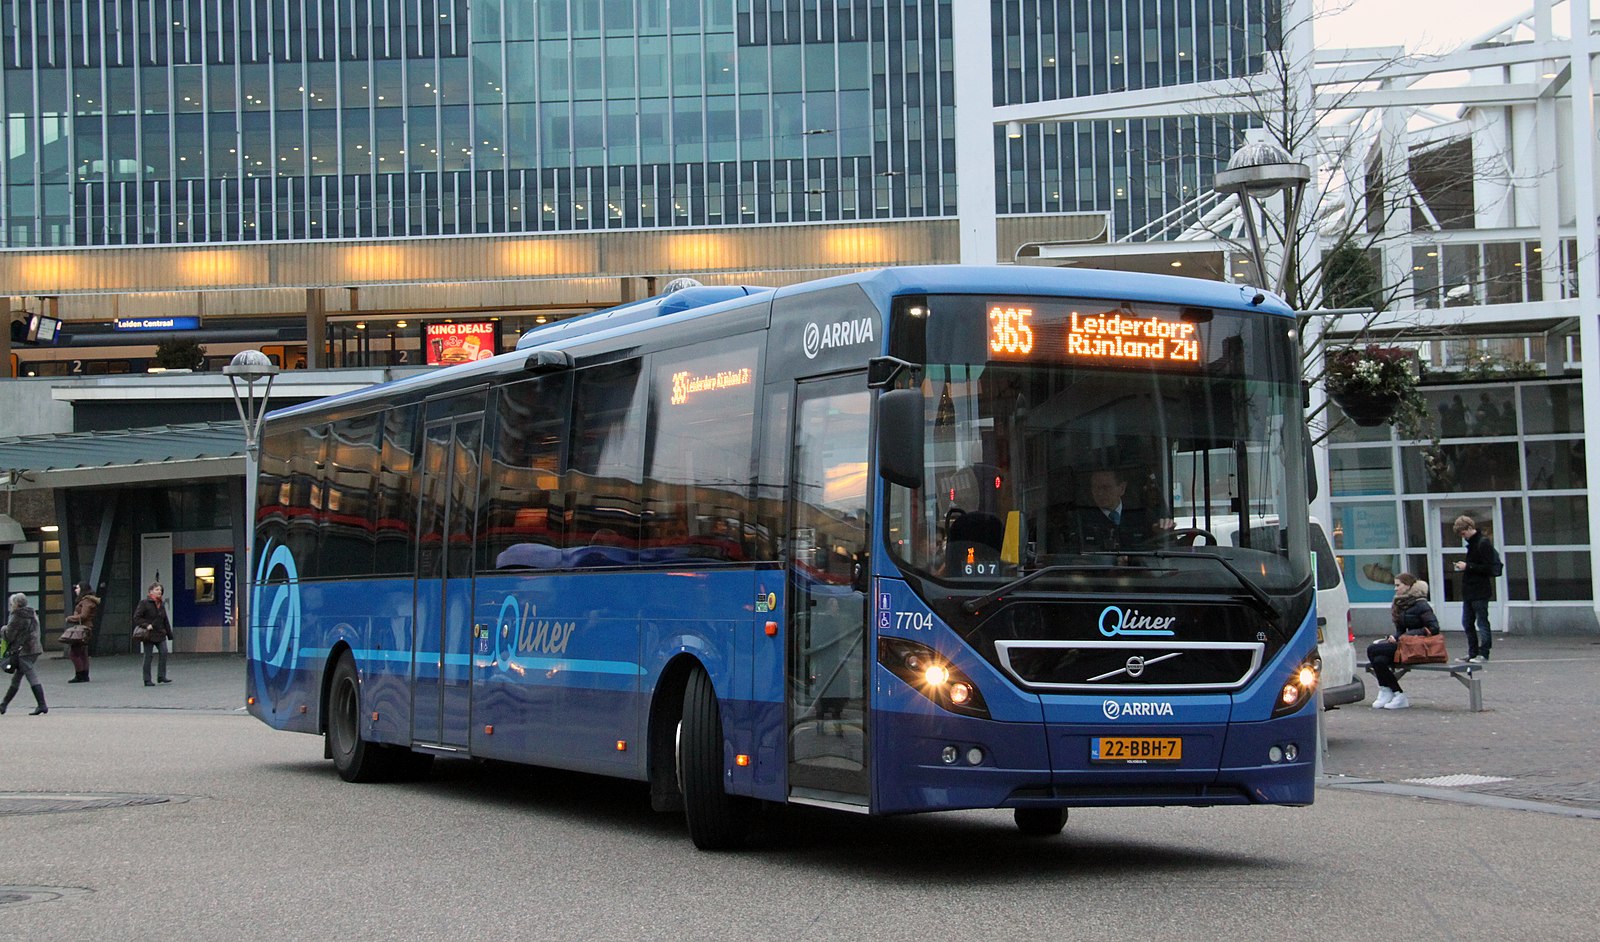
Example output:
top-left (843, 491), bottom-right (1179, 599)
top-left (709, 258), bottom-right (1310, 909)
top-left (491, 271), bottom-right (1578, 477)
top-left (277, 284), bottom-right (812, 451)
top-left (986, 302), bottom-right (1203, 367)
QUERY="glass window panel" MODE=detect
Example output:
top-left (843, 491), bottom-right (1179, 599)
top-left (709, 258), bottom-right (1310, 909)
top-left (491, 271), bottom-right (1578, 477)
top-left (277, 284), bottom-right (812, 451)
top-left (373, 107), bottom-right (403, 169)
top-left (539, 102), bottom-right (570, 165)
top-left (343, 109), bottom-right (371, 173)
top-left (606, 37), bottom-right (636, 91)
top-left (643, 339), bottom-right (760, 562)
top-left (1533, 551), bottom-right (1593, 600)
top-left (141, 67), bottom-right (170, 113)
top-left (638, 37), bottom-right (668, 93)
top-left (1524, 439), bottom-right (1584, 490)
top-left (572, 100), bottom-right (602, 164)
top-left (1345, 553), bottom-right (1401, 603)
top-left (473, 43), bottom-right (504, 102)
top-left (568, 360), bottom-right (646, 564)
top-left (1333, 502), bottom-right (1398, 551)
top-left (373, 60), bottom-right (403, 107)
top-left (1504, 550), bottom-right (1530, 601)
top-left (540, 40), bottom-right (570, 95)
top-left (1522, 383), bottom-right (1583, 434)
top-left (504, 43), bottom-right (536, 101)
top-left (1330, 446), bottom-right (1392, 497)
top-left (638, 99), bottom-right (669, 162)
top-left (1400, 443), bottom-right (1519, 494)
top-left (483, 376), bottom-right (571, 569)
top-left (572, 39), bottom-right (602, 99)
top-left (606, 99), bottom-right (637, 162)
top-left (1502, 497), bottom-right (1526, 545)
top-left (1403, 500), bottom-right (1427, 548)
top-left (506, 103), bottom-right (537, 168)
top-left (1528, 496), bottom-right (1589, 545)
top-left (1458, 387), bottom-right (1516, 436)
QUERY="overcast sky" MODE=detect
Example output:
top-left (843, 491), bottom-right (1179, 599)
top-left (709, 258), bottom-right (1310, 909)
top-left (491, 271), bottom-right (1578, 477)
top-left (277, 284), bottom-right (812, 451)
top-left (1314, 0), bottom-right (1525, 53)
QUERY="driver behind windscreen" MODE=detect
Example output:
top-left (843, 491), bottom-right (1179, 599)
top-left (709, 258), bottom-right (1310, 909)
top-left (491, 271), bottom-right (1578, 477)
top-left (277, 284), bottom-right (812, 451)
top-left (1071, 468), bottom-right (1175, 550)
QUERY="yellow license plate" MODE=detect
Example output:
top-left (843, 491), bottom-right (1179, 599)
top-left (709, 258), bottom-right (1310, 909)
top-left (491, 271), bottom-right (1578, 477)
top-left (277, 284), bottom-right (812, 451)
top-left (1093, 737), bottom-right (1182, 762)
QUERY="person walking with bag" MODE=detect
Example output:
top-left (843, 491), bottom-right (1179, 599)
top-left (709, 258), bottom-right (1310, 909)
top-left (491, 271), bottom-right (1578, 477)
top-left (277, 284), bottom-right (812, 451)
top-left (1367, 573), bottom-right (1440, 711)
top-left (1452, 515), bottom-right (1499, 662)
top-left (133, 582), bottom-right (173, 687)
top-left (2, 592), bottom-right (48, 715)
top-left (61, 582), bottom-right (100, 683)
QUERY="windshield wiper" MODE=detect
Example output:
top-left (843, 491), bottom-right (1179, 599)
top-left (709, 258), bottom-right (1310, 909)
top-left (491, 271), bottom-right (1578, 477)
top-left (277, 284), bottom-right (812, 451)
top-left (1113, 551), bottom-right (1279, 623)
top-left (961, 564), bottom-right (1160, 614)
top-left (961, 553), bottom-right (1281, 627)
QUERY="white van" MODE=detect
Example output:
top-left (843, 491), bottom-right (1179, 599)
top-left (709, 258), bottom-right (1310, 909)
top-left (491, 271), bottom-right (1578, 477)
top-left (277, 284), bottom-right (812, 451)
top-left (1172, 515), bottom-right (1363, 708)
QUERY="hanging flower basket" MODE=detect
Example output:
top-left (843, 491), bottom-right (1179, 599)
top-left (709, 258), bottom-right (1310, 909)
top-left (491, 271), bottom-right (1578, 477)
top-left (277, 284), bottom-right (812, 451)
top-left (1329, 387), bottom-right (1402, 426)
top-left (1324, 345), bottom-right (1416, 428)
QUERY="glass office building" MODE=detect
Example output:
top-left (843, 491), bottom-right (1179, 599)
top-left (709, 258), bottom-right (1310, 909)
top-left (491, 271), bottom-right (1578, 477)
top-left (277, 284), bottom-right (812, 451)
top-left (1, 0), bottom-right (1270, 249)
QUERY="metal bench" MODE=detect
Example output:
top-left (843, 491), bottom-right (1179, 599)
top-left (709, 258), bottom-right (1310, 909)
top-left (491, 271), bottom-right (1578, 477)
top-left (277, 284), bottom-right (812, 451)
top-left (1359, 660), bottom-right (1488, 712)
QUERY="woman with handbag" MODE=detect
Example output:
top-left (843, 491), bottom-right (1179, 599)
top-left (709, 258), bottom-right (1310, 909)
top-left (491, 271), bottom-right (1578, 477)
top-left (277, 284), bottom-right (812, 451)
top-left (132, 582), bottom-right (173, 687)
top-left (2, 592), bottom-right (48, 715)
top-left (62, 582), bottom-right (100, 684)
top-left (1367, 573), bottom-right (1441, 711)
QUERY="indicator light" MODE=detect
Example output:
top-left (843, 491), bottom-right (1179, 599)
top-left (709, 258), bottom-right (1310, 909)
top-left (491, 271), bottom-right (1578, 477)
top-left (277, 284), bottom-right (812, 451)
top-left (616, 740), bottom-right (628, 751)
top-left (923, 665), bottom-right (950, 686)
top-left (484, 725), bottom-right (494, 735)
top-left (735, 754), bottom-right (750, 767)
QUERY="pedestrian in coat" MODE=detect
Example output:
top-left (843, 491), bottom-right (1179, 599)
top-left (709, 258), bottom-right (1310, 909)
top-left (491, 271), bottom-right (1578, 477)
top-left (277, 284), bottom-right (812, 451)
top-left (132, 582), bottom-right (173, 686)
top-left (63, 582), bottom-right (100, 683)
top-left (1366, 574), bottom-right (1440, 711)
top-left (1452, 515), bottom-right (1499, 662)
top-left (2, 592), bottom-right (48, 715)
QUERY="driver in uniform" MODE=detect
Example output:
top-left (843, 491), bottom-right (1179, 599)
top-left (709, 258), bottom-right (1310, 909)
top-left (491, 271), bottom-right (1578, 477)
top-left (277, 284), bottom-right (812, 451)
top-left (1071, 468), bottom-right (1175, 550)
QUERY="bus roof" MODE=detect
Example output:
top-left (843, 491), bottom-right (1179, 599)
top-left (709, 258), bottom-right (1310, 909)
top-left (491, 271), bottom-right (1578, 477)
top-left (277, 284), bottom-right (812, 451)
top-left (265, 265), bottom-right (1293, 423)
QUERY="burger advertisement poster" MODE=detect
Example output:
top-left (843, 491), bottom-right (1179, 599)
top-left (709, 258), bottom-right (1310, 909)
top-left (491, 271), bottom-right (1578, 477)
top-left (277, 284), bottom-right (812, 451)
top-left (425, 321), bottom-right (498, 365)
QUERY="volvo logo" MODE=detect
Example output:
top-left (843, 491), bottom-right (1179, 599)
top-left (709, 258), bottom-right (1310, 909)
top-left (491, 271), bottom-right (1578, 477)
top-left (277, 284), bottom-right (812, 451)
top-left (1125, 655), bottom-right (1147, 677)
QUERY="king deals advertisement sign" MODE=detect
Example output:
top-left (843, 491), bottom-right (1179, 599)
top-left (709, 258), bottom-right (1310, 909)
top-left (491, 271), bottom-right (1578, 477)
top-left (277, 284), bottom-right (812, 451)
top-left (425, 321), bottom-right (498, 365)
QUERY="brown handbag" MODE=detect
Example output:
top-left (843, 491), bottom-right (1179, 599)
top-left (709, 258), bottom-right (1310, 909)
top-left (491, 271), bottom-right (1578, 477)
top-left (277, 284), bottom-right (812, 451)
top-left (1395, 631), bottom-right (1448, 665)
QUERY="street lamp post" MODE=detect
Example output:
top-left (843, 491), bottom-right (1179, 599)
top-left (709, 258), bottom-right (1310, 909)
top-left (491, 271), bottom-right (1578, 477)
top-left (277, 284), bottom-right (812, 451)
top-left (1212, 139), bottom-right (1312, 296)
top-left (224, 350), bottom-right (279, 655)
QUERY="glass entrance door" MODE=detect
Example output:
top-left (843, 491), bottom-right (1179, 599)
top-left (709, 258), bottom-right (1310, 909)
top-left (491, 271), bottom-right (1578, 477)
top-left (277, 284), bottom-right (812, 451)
top-left (414, 404), bottom-right (484, 748)
top-left (786, 375), bottom-right (872, 803)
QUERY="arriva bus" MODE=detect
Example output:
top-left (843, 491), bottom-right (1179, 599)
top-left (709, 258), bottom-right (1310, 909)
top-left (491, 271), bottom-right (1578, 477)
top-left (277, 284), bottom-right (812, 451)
top-left (246, 265), bottom-right (1320, 849)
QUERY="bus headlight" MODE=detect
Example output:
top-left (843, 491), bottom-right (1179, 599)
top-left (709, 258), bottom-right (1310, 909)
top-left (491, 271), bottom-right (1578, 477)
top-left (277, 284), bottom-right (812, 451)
top-left (878, 638), bottom-right (990, 719)
top-left (1271, 649), bottom-right (1321, 718)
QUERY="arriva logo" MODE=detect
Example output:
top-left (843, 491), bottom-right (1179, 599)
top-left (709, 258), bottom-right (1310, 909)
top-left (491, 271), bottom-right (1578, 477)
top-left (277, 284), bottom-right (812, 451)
top-left (802, 316), bottom-right (875, 359)
top-left (1098, 605), bottom-right (1177, 638)
top-left (250, 539), bottom-right (302, 700)
top-left (1102, 699), bottom-right (1175, 720)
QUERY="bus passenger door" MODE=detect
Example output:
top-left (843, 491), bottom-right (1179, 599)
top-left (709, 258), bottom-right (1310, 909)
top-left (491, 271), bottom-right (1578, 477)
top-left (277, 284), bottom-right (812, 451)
top-left (414, 402), bottom-right (484, 750)
top-left (786, 375), bottom-right (872, 806)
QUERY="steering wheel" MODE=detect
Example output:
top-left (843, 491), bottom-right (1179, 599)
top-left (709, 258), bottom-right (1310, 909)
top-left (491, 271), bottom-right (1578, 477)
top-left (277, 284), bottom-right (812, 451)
top-left (1157, 527), bottom-right (1218, 547)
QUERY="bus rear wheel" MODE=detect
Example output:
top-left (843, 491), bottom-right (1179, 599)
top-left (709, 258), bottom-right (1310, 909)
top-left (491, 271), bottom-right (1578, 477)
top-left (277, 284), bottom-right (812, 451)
top-left (327, 653), bottom-right (425, 783)
top-left (1014, 807), bottom-right (1068, 836)
top-left (678, 666), bottom-right (748, 850)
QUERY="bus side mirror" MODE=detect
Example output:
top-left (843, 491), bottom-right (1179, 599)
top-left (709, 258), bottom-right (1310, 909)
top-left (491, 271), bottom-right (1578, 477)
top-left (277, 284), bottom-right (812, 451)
top-left (1305, 440), bottom-right (1318, 502)
top-left (877, 388), bottom-right (924, 490)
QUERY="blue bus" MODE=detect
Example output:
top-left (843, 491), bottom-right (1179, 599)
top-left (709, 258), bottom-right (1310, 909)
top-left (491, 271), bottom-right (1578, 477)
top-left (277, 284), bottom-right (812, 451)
top-left (247, 265), bottom-right (1319, 848)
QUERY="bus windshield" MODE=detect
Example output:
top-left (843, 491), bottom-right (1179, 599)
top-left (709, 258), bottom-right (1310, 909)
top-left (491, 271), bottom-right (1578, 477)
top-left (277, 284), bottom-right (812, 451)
top-left (886, 294), bottom-right (1311, 599)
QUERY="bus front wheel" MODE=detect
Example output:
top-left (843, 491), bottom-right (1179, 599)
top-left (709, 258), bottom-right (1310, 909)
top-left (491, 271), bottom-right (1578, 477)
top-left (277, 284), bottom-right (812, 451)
top-left (1014, 807), bottom-right (1068, 836)
top-left (678, 666), bottom-right (748, 850)
top-left (327, 653), bottom-right (430, 783)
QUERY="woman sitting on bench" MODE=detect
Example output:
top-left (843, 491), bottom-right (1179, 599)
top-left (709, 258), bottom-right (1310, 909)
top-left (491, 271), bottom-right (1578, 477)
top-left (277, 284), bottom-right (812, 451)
top-left (1368, 573), bottom-right (1441, 711)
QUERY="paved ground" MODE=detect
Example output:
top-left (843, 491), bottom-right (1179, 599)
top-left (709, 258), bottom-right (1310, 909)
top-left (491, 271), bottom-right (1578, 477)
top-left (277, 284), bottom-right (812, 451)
top-left (1322, 632), bottom-right (1600, 813)
top-left (21, 632), bottom-right (1600, 814)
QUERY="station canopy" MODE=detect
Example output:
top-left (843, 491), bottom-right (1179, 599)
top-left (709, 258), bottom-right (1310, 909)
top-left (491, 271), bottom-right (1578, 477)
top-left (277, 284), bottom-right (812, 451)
top-left (0, 422), bottom-right (246, 490)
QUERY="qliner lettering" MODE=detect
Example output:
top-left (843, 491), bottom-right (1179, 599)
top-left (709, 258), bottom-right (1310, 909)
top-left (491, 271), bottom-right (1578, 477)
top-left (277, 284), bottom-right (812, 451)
top-left (1068, 313), bottom-right (1200, 364)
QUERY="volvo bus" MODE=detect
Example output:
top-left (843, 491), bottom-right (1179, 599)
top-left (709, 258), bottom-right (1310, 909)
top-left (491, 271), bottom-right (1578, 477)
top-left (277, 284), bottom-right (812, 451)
top-left (246, 265), bottom-right (1320, 848)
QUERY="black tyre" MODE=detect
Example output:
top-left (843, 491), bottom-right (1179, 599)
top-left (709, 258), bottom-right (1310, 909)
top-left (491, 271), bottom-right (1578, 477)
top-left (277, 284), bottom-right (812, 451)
top-left (1013, 807), bottom-right (1068, 836)
top-left (327, 653), bottom-right (398, 783)
top-left (678, 666), bottom-right (747, 850)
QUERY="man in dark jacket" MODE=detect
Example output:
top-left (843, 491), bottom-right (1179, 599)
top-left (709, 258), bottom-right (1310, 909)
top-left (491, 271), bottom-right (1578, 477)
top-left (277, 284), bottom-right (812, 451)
top-left (1452, 515), bottom-right (1499, 662)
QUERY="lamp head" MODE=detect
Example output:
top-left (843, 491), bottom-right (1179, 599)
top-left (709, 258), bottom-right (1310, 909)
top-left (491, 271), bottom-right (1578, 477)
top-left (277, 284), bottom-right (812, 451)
top-left (223, 349), bottom-right (279, 381)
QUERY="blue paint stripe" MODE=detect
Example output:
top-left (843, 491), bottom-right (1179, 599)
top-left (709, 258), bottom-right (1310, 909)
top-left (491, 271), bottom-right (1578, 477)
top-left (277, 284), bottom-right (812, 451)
top-left (299, 647), bottom-right (644, 675)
